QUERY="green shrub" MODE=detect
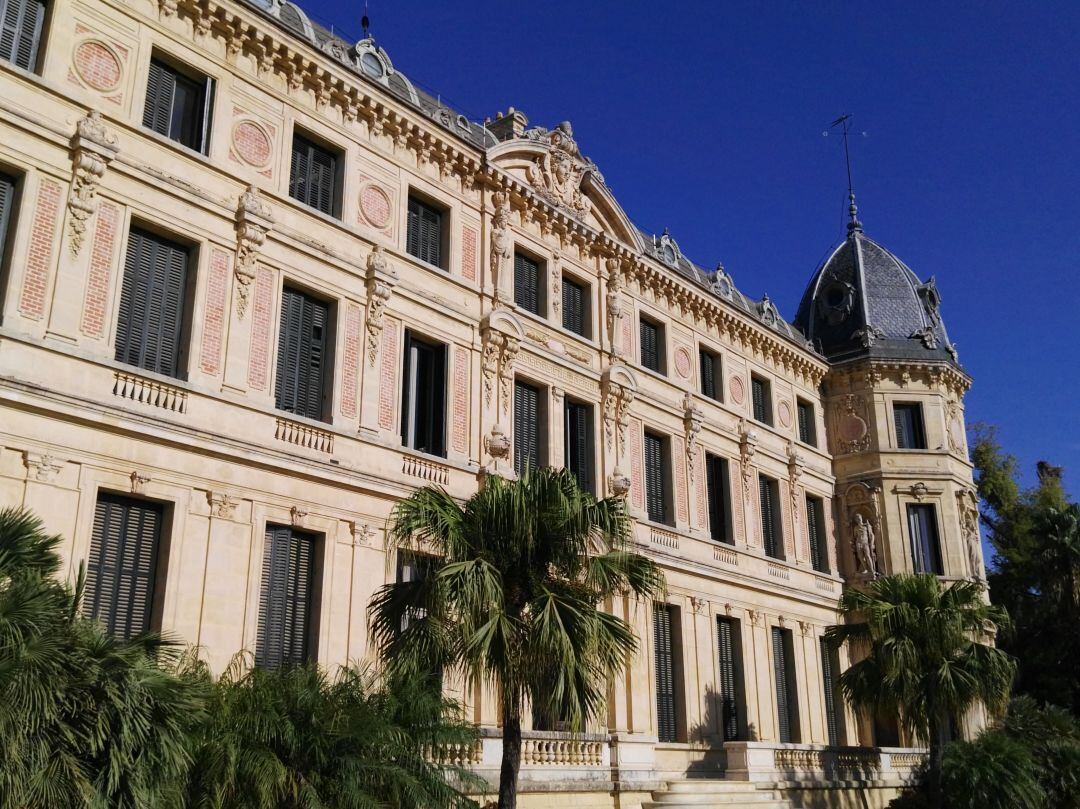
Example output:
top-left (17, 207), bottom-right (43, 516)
top-left (940, 729), bottom-right (1043, 809)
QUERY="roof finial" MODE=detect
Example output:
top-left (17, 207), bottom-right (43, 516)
top-left (830, 114), bottom-right (862, 233)
top-left (361, 0), bottom-right (371, 39)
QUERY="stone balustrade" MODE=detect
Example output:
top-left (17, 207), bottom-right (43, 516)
top-left (725, 741), bottom-right (926, 786)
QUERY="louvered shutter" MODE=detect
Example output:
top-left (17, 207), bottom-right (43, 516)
top-left (513, 380), bottom-right (540, 477)
top-left (820, 636), bottom-right (839, 746)
top-left (645, 432), bottom-right (666, 524)
top-left (717, 617), bottom-right (740, 741)
top-left (564, 400), bottom-right (593, 493)
top-left (0, 0), bottom-right (45, 71)
top-left (894, 406), bottom-right (909, 448)
top-left (806, 495), bottom-right (826, 572)
top-left (310, 142), bottom-right (336, 216)
top-left (274, 289), bottom-right (328, 420)
top-left (653, 603), bottom-right (677, 743)
top-left (407, 197), bottom-right (442, 267)
top-left (759, 476), bottom-right (779, 558)
top-left (772, 627), bottom-right (793, 743)
top-left (562, 277), bottom-right (584, 336)
top-left (707, 454), bottom-right (731, 544)
top-left (752, 376), bottom-right (769, 423)
top-left (257, 525), bottom-right (315, 668)
top-left (700, 350), bottom-right (715, 399)
top-left (907, 504), bottom-right (943, 575)
top-left (143, 59), bottom-right (176, 138)
top-left (85, 494), bottom-right (162, 640)
top-left (115, 229), bottom-right (189, 378)
top-left (640, 318), bottom-right (660, 372)
top-left (0, 173), bottom-right (13, 260)
top-left (797, 401), bottom-right (814, 445)
top-left (289, 136), bottom-right (309, 203)
top-left (514, 253), bottom-right (540, 314)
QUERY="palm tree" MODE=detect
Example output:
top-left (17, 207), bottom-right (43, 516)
top-left (826, 574), bottom-right (1015, 809)
top-left (369, 467), bottom-right (665, 809)
top-left (0, 507), bottom-right (203, 808)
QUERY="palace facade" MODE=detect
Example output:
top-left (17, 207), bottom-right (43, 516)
top-left (0, 0), bottom-right (982, 804)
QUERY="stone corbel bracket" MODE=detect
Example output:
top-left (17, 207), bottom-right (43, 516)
top-left (480, 309), bottom-right (524, 418)
top-left (234, 184), bottom-right (274, 319)
top-left (738, 418), bottom-right (759, 497)
top-left (67, 111), bottom-right (119, 257)
top-left (786, 440), bottom-right (805, 517)
top-left (364, 245), bottom-right (398, 365)
top-left (601, 364), bottom-right (637, 457)
top-left (683, 392), bottom-right (704, 475)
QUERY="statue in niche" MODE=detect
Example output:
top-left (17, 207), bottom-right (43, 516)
top-left (852, 512), bottom-right (878, 577)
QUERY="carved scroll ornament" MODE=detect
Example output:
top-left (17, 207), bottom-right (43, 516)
top-left (365, 245), bottom-right (398, 366)
top-left (67, 111), bottom-right (119, 256)
top-left (234, 185), bottom-right (273, 319)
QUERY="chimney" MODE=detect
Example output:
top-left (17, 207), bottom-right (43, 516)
top-left (486, 106), bottom-right (529, 142)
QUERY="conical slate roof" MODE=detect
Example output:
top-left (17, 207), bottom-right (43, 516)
top-left (794, 222), bottom-right (959, 366)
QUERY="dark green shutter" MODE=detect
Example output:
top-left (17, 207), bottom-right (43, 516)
top-left (645, 432), bottom-right (667, 524)
top-left (256, 524), bottom-right (315, 668)
top-left (564, 400), bottom-right (593, 493)
top-left (700, 349), bottom-right (717, 400)
top-left (562, 277), bottom-right (585, 336)
top-left (514, 253), bottom-right (540, 314)
top-left (707, 454), bottom-right (732, 544)
top-left (820, 636), bottom-right (839, 746)
top-left (143, 59), bottom-right (176, 138)
top-left (806, 495), bottom-right (827, 573)
top-left (752, 376), bottom-right (770, 423)
top-left (759, 475), bottom-right (779, 559)
top-left (274, 288), bottom-right (328, 420)
top-left (407, 196), bottom-right (442, 267)
top-left (115, 228), bottom-right (190, 378)
top-left (85, 494), bottom-right (163, 640)
top-left (401, 331), bottom-right (447, 457)
top-left (797, 400), bottom-right (814, 445)
top-left (894, 406), bottom-right (909, 448)
top-left (653, 603), bottom-right (677, 743)
top-left (0, 172), bottom-right (14, 261)
top-left (290, 135), bottom-right (338, 216)
top-left (0, 0), bottom-right (45, 71)
top-left (640, 318), bottom-right (661, 372)
top-left (717, 617), bottom-right (740, 741)
top-left (772, 626), bottom-right (794, 743)
top-left (513, 380), bottom-right (540, 477)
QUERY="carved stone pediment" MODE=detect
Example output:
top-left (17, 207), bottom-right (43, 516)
top-left (523, 121), bottom-right (596, 219)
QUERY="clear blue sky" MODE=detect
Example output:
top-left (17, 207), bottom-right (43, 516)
top-left (304, 0), bottom-right (1079, 496)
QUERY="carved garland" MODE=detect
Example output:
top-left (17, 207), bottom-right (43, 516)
top-left (601, 378), bottom-right (635, 456)
top-left (738, 418), bottom-right (759, 498)
top-left (234, 184), bottom-right (273, 319)
top-left (364, 245), bottom-right (398, 365)
top-left (480, 327), bottom-right (520, 417)
top-left (67, 111), bottom-right (119, 256)
top-left (682, 392), bottom-right (704, 475)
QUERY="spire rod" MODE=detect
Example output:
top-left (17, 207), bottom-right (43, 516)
top-left (831, 113), bottom-right (862, 232)
top-left (361, 0), bottom-right (370, 39)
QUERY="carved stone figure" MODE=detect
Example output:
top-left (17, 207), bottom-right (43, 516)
top-left (490, 191), bottom-right (512, 304)
top-left (524, 121), bottom-right (592, 218)
top-left (852, 513), bottom-right (878, 576)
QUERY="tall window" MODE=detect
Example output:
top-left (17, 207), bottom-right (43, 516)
top-left (759, 474), bottom-right (782, 559)
top-left (716, 617), bottom-right (742, 741)
top-left (0, 172), bottom-right (15, 273)
top-left (274, 287), bottom-right (329, 421)
top-left (401, 331), bottom-right (446, 457)
top-left (805, 494), bottom-right (828, 573)
top-left (644, 431), bottom-right (670, 525)
top-left (0, 0), bottom-right (45, 71)
top-left (289, 133), bottom-right (339, 217)
top-left (821, 636), bottom-right (841, 746)
top-left (894, 403), bottom-right (927, 449)
top-left (406, 194), bottom-right (443, 268)
top-left (751, 375), bottom-right (772, 425)
top-left (561, 276), bottom-right (588, 337)
top-left (639, 316), bottom-right (664, 374)
top-left (513, 379), bottom-right (543, 477)
top-left (143, 56), bottom-right (213, 153)
top-left (115, 227), bottom-right (192, 379)
top-left (700, 348), bottom-right (722, 402)
top-left (84, 493), bottom-right (164, 640)
top-left (797, 398), bottom-right (816, 446)
top-left (771, 626), bottom-right (799, 743)
top-left (653, 603), bottom-right (682, 743)
top-left (907, 503), bottom-right (943, 574)
top-left (396, 551), bottom-right (434, 633)
top-left (706, 453), bottom-right (732, 544)
top-left (256, 524), bottom-right (316, 668)
top-left (564, 399), bottom-right (594, 493)
top-left (513, 251), bottom-right (542, 315)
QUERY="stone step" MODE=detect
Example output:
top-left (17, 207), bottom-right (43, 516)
top-left (641, 802), bottom-right (790, 809)
top-left (642, 778), bottom-right (792, 809)
top-left (662, 781), bottom-right (773, 794)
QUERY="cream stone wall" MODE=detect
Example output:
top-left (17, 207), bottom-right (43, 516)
top-left (0, 0), bottom-right (977, 800)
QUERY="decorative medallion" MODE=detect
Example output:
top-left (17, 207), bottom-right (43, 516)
top-left (673, 345), bottom-right (692, 379)
top-left (72, 40), bottom-right (122, 92)
top-left (359, 182), bottom-right (392, 230)
top-left (231, 119), bottom-right (273, 169)
top-left (778, 399), bottom-right (792, 428)
top-left (729, 375), bottom-right (745, 405)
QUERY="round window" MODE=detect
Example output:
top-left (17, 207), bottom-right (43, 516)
top-left (360, 51), bottom-right (385, 78)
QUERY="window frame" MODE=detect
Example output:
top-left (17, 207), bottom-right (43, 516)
top-left (255, 522), bottom-right (320, 668)
top-left (639, 314), bottom-right (666, 375)
top-left (560, 272), bottom-right (590, 339)
top-left (288, 129), bottom-right (343, 218)
top-left (400, 329), bottom-right (448, 458)
top-left (563, 396), bottom-right (595, 494)
top-left (0, 0), bottom-right (47, 73)
top-left (644, 430), bottom-right (672, 526)
top-left (143, 51), bottom-right (214, 154)
top-left (751, 374), bottom-right (772, 425)
top-left (513, 248), bottom-right (544, 316)
top-left (716, 616), bottom-right (745, 742)
top-left (907, 502), bottom-right (944, 575)
top-left (705, 452), bottom-right (733, 544)
top-left (699, 346), bottom-right (723, 403)
top-left (513, 377), bottom-right (545, 478)
top-left (771, 625), bottom-right (800, 743)
top-left (805, 493), bottom-right (828, 573)
top-left (405, 191), bottom-right (448, 270)
top-left (796, 398), bottom-right (816, 446)
top-left (758, 473), bottom-right (783, 560)
top-left (0, 170), bottom-right (19, 296)
top-left (653, 602), bottom-right (685, 743)
top-left (893, 402), bottom-right (927, 450)
top-left (273, 284), bottom-right (333, 422)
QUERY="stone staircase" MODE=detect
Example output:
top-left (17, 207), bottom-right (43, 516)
top-left (642, 779), bottom-right (792, 809)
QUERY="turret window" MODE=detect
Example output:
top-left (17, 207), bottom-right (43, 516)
top-left (893, 403), bottom-right (927, 449)
top-left (907, 503), bottom-right (943, 574)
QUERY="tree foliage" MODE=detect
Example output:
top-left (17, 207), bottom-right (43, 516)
top-left (369, 467), bottom-right (665, 809)
top-left (971, 424), bottom-right (1080, 714)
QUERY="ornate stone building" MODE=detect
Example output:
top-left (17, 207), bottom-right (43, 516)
top-left (0, 0), bottom-right (981, 804)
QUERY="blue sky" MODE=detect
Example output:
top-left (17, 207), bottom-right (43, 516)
top-left (304, 0), bottom-right (1079, 496)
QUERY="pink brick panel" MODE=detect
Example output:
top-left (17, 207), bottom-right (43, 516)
top-left (694, 446), bottom-right (707, 528)
top-left (732, 460), bottom-right (745, 545)
top-left (79, 202), bottom-right (118, 337)
top-left (452, 346), bottom-right (468, 454)
top-left (780, 479), bottom-right (795, 560)
top-left (198, 249), bottom-right (230, 375)
top-left (377, 319), bottom-right (399, 431)
top-left (246, 266), bottom-right (273, 390)
top-left (340, 302), bottom-right (362, 419)
top-left (19, 179), bottom-right (62, 320)
top-left (621, 315), bottom-right (632, 358)
top-left (673, 436), bottom-right (688, 524)
top-left (462, 225), bottom-right (477, 282)
top-left (630, 418), bottom-right (643, 510)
